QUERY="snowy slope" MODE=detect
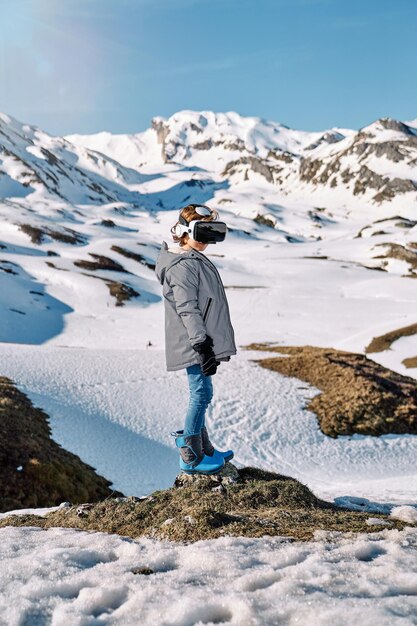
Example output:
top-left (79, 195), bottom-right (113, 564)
top-left (0, 112), bottom-right (153, 206)
top-left (1, 108), bottom-right (417, 504)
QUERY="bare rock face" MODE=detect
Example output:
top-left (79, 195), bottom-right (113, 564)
top-left (373, 177), bottom-right (417, 202)
top-left (293, 115), bottom-right (417, 203)
top-left (222, 156), bottom-right (284, 185)
top-left (151, 118), bottom-right (170, 162)
top-left (377, 117), bottom-right (414, 134)
top-left (174, 462), bottom-right (240, 489)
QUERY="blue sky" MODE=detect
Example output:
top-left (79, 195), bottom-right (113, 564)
top-left (1, 0), bottom-right (416, 135)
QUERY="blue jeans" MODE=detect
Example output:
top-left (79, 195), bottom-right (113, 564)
top-left (183, 363), bottom-right (213, 436)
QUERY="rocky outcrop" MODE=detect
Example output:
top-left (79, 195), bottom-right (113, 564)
top-left (151, 118), bottom-right (170, 163)
top-left (299, 137), bottom-right (417, 202)
top-left (304, 131), bottom-right (345, 151)
top-left (378, 117), bottom-right (414, 134)
top-left (222, 156), bottom-right (284, 184)
top-left (372, 177), bottom-right (417, 202)
top-left (372, 242), bottom-right (417, 274)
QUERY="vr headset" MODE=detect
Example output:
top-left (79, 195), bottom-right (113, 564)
top-left (174, 205), bottom-right (227, 244)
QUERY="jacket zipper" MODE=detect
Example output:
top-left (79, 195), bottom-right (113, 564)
top-left (203, 297), bottom-right (213, 321)
top-left (187, 250), bottom-right (234, 331)
top-left (201, 256), bottom-right (233, 324)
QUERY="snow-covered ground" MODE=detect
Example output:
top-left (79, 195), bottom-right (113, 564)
top-left (1, 526), bottom-right (416, 626)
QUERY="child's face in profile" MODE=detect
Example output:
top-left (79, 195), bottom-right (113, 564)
top-left (182, 235), bottom-right (208, 252)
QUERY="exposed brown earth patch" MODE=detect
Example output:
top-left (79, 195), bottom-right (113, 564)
top-left (18, 223), bottom-right (86, 245)
top-left (365, 323), bottom-right (417, 353)
top-left (106, 280), bottom-right (140, 306)
top-left (74, 253), bottom-right (127, 272)
top-left (110, 245), bottom-right (156, 270)
top-left (245, 344), bottom-right (417, 437)
top-left (0, 377), bottom-right (121, 513)
top-left (78, 272), bottom-right (140, 306)
top-left (402, 356), bottom-right (417, 369)
top-left (0, 465), bottom-right (406, 542)
top-left (254, 214), bottom-right (276, 228)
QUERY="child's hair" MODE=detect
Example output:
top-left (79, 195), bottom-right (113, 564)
top-left (170, 203), bottom-right (219, 246)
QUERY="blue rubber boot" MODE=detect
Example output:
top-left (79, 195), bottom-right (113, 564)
top-left (172, 431), bottom-right (224, 475)
top-left (201, 426), bottom-right (234, 463)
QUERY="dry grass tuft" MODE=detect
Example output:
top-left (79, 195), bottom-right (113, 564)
top-left (111, 245), bottom-right (156, 270)
top-left (365, 323), bottom-right (417, 353)
top-left (106, 280), bottom-right (140, 306)
top-left (402, 356), bottom-right (417, 369)
top-left (19, 224), bottom-right (85, 245)
top-left (74, 254), bottom-right (127, 272)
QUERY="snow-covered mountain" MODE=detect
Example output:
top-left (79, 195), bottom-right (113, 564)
top-left (1, 109), bottom-right (416, 354)
top-left (66, 110), bottom-right (417, 209)
top-left (3, 108), bottom-right (417, 218)
top-left (0, 112), bottom-right (155, 207)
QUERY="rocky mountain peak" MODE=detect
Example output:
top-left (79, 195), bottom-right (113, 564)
top-left (378, 117), bottom-right (414, 135)
top-left (1, 109), bottom-right (417, 213)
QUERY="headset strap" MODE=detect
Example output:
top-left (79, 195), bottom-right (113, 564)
top-left (179, 205), bottom-right (212, 227)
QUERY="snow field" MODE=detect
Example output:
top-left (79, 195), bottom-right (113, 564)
top-left (0, 344), bottom-right (416, 505)
top-left (0, 526), bottom-right (416, 626)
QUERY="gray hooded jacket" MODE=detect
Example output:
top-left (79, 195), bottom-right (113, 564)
top-left (155, 241), bottom-right (237, 371)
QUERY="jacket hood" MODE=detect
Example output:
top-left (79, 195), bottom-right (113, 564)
top-left (155, 241), bottom-right (194, 285)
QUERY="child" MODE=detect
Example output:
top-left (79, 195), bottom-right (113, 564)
top-left (155, 203), bottom-right (237, 474)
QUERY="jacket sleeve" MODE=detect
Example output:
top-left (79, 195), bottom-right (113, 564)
top-left (165, 259), bottom-right (207, 346)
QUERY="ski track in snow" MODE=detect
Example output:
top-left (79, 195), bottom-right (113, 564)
top-left (0, 344), bottom-right (416, 506)
top-left (0, 526), bottom-right (416, 626)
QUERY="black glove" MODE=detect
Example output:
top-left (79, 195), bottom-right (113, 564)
top-left (192, 336), bottom-right (218, 376)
